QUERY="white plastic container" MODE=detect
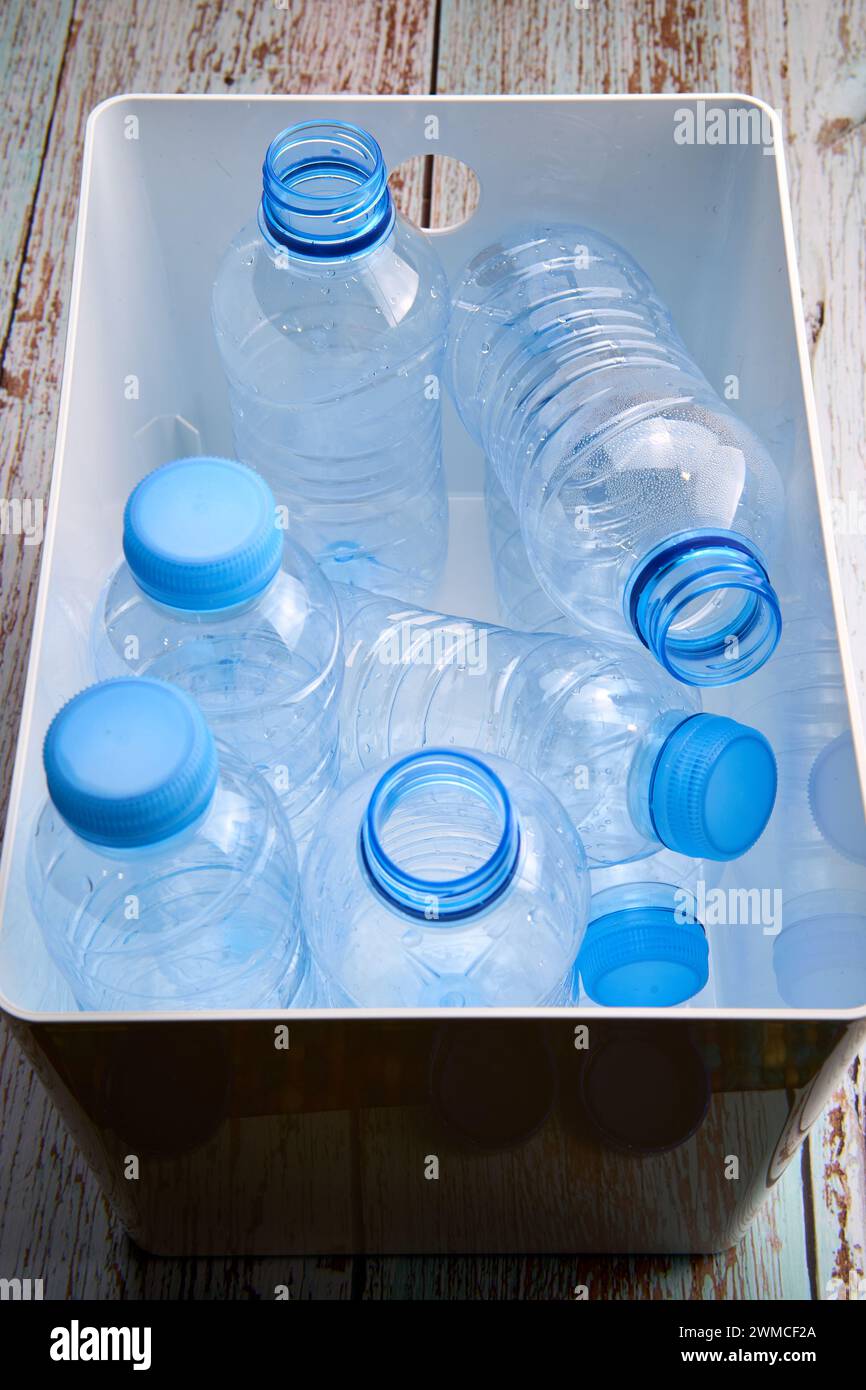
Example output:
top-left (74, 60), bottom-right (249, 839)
top-left (1, 94), bottom-right (864, 1256)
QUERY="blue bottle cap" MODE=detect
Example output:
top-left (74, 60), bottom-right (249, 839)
top-left (43, 678), bottom-right (218, 849)
top-left (650, 713), bottom-right (776, 860)
top-left (578, 885), bottom-right (709, 1007)
top-left (808, 731), bottom-right (866, 864)
top-left (123, 457), bottom-right (283, 611)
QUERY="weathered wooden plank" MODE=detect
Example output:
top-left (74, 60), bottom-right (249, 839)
top-left (0, 1022), bottom-right (133, 1298)
top-left (744, 0), bottom-right (866, 1307)
top-left (361, 1140), bottom-right (810, 1298)
top-left (0, 0), bottom-right (437, 1302)
top-left (138, 1256), bottom-right (356, 1301)
top-left (748, 4), bottom-right (866, 685)
top-left (356, 1080), bottom-right (812, 1294)
top-left (0, 0), bottom-right (73, 352)
top-left (436, 0), bottom-right (750, 96)
top-left (0, 1019), bottom-right (355, 1296)
top-left (805, 1056), bottom-right (866, 1300)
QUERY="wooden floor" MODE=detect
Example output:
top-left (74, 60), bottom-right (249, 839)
top-left (0, 0), bottom-right (864, 1299)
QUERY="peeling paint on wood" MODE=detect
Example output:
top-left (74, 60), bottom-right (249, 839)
top-left (806, 1055), bottom-right (866, 1299)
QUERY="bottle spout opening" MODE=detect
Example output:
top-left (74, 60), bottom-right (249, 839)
top-left (259, 120), bottom-right (394, 260)
top-left (360, 749), bottom-right (520, 923)
top-left (626, 531), bottom-right (782, 686)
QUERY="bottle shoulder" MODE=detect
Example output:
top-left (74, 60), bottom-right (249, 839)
top-left (301, 750), bottom-right (588, 1006)
top-left (31, 759), bottom-right (295, 908)
top-left (212, 213), bottom-right (449, 351)
top-left (97, 562), bottom-right (341, 707)
top-left (452, 221), bottom-right (664, 311)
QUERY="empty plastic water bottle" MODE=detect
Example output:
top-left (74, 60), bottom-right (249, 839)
top-left (716, 609), bottom-right (866, 1007)
top-left (301, 747), bottom-right (589, 1006)
top-left (576, 849), bottom-right (718, 1007)
top-left (92, 457), bottom-right (341, 845)
top-left (485, 463), bottom-right (569, 632)
top-left (212, 120), bottom-right (449, 601)
top-left (449, 225), bottom-right (785, 685)
top-left (739, 609), bottom-right (866, 869)
top-left (336, 586), bottom-right (777, 867)
top-left (28, 679), bottom-right (310, 1011)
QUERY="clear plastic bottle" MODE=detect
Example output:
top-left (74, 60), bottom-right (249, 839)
top-left (485, 463), bottom-right (569, 633)
top-left (92, 457), bottom-right (341, 846)
top-left (717, 610), bottom-right (866, 1007)
top-left (28, 679), bottom-right (309, 1011)
top-left (336, 585), bottom-right (777, 867)
top-left (301, 747), bottom-right (589, 1006)
top-left (212, 120), bottom-right (449, 601)
top-left (449, 224), bottom-right (785, 685)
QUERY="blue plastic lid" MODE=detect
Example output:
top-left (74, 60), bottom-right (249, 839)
top-left (123, 457), bottom-right (283, 611)
top-left (43, 679), bottom-right (218, 849)
top-left (578, 889), bottom-right (709, 1007)
top-left (808, 731), bottom-right (866, 864)
top-left (650, 713), bottom-right (776, 860)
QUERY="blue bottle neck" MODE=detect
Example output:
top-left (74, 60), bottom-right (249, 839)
top-left (360, 750), bottom-right (521, 923)
top-left (589, 880), bottom-right (699, 929)
top-left (259, 120), bottom-right (395, 262)
top-left (132, 563), bottom-right (281, 622)
top-left (625, 529), bottom-right (782, 686)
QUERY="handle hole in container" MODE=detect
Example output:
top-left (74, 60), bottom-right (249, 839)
top-left (388, 154), bottom-right (480, 233)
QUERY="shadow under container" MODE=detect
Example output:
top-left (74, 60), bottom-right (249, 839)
top-left (1, 94), bottom-right (865, 1254)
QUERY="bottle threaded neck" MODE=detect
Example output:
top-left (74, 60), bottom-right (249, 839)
top-left (626, 530), bottom-right (782, 686)
top-left (360, 750), bottom-right (520, 923)
top-left (259, 120), bottom-right (394, 260)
